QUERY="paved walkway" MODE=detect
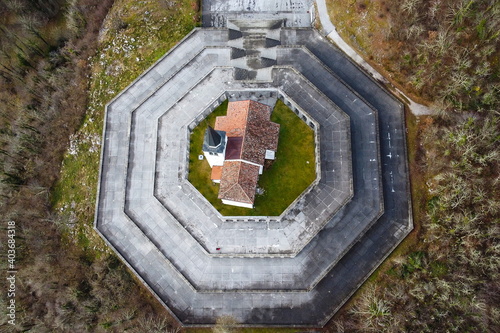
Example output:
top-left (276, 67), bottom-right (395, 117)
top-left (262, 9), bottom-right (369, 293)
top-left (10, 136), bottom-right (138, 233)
top-left (203, 0), bottom-right (314, 28)
top-left (94, 2), bottom-right (412, 326)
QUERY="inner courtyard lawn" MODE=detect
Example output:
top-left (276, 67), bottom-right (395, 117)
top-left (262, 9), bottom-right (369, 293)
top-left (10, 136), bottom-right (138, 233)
top-left (188, 99), bottom-right (316, 216)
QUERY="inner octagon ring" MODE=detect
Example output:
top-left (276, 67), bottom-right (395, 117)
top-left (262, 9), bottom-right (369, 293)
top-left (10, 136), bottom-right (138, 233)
top-left (153, 88), bottom-right (352, 258)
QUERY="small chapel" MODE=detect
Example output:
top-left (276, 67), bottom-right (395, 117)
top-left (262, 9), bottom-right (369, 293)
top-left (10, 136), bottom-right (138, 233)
top-left (202, 100), bottom-right (280, 208)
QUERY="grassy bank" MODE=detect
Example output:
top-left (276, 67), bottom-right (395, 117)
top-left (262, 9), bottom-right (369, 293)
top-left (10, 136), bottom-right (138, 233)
top-left (43, 0), bottom-right (201, 331)
top-left (53, 0), bottom-right (200, 254)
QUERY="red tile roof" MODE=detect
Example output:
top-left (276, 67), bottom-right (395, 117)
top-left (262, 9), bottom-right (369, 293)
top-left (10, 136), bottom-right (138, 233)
top-left (215, 100), bottom-right (252, 137)
top-left (242, 112), bottom-right (280, 165)
top-left (216, 100), bottom-right (280, 165)
top-left (211, 166), bottom-right (223, 181)
top-left (218, 161), bottom-right (260, 205)
top-left (214, 100), bottom-right (280, 206)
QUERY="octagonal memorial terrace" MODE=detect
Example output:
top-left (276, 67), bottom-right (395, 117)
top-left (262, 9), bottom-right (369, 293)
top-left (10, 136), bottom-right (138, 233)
top-left (94, 1), bottom-right (412, 327)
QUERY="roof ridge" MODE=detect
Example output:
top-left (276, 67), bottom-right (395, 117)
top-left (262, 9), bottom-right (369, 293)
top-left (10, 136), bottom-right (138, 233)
top-left (237, 183), bottom-right (252, 202)
top-left (223, 161), bottom-right (241, 193)
top-left (236, 101), bottom-right (252, 161)
top-left (220, 182), bottom-right (252, 204)
top-left (218, 160), bottom-right (242, 197)
top-left (219, 182), bottom-right (236, 198)
top-left (237, 162), bottom-right (253, 202)
top-left (240, 100), bottom-right (260, 160)
top-left (218, 161), bottom-right (254, 203)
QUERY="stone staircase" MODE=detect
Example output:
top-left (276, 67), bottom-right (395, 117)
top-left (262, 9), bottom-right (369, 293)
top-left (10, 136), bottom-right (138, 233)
top-left (227, 19), bottom-right (282, 81)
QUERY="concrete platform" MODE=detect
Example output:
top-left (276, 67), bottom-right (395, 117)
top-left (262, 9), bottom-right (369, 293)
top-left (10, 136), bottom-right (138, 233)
top-left (202, 0), bottom-right (314, 28)
top-left (94, 2), bottom-right (412, 326)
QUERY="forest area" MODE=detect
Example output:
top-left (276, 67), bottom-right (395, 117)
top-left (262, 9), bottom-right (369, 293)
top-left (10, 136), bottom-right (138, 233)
top-left (0, 0), bottom-right (498, 332)
top-left (0, 0), bottom-right (189, 331)
top-left (327, 0), bottom-right (499, 331)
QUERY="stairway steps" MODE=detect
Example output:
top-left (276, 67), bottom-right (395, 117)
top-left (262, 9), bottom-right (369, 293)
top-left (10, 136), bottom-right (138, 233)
top-left (265, 38), bottom-right (281, 48)
top-left (234, 68), bottom-right (257, 80)
top-left (230, 47), bottom-right (246, 59)
top-left (228, 29), bottom-right (243, 40)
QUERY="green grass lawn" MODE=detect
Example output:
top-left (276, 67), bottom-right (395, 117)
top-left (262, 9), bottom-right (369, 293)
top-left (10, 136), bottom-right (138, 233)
top-left (188, 99), bottom-right (316, 216)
